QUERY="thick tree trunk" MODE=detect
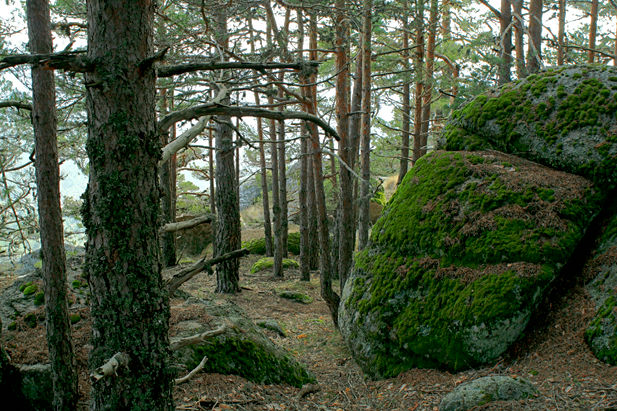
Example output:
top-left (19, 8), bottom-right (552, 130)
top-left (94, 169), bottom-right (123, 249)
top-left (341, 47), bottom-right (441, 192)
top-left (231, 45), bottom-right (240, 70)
top-left (527, 0), bottom-right (543, 74)
top-left (307, 11), bottom-right (320, 271)
top-left (26, 0), bottom-right (78, 409)
top-left (213, 7), bottom-right (241, 293)
top-left (398, 0), bottom-right (411, 185)
top-left (83, 0), bottom-right (173, 408)
top-left (557, 0), bottom-right (566, 65)
top-left (588, 0), bottom-right (599, 63)
top-left (357, 0), bottom-right (373, 251)
top-left (499, 0), bottom-right (513, 85)
top-left (335, 0), bottom-right (354, 289)
top-left (512, 0), bottom-right (526, 77)
top-left (412, 0), bottom-right (425, 164)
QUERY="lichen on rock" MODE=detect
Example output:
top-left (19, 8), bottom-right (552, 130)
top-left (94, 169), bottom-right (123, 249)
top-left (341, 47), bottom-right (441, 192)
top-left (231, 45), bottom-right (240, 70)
top-left (441, 65), bottom-right (617, 188)
top-left (339, 150), bottom-right (601, 377)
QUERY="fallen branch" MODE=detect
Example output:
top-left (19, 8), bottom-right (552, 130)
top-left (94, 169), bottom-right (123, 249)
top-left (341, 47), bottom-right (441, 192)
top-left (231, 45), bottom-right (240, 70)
top-left (170, 325), bottom-right (227, 351)
top-left (166, 248), bottom-right (250, 293)
top-left (160, 214), bottom-right (215, 233)
top-left (90, 352), bottom-right (130, 382)
top-left (175, 355), bottom-right (208, 384)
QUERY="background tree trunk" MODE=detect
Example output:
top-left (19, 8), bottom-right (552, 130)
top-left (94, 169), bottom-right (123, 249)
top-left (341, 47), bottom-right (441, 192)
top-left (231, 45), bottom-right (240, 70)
top-left (160, 88), bottom-right (177, 267)
top-left (412, 0), bottom-right (425, 164)
top-left (588, 0), bottom-right (599, 63)
top-left (420, 0), bottom-right (438, 154)
top-left (83, 0), bottom-right (173, 408)
top-left (557, 0), bottom-right (566, 65)
top-left (499, 0), bottom-right (513, 85)
top-left (512, 0), bottom-right (526, 77)
top-left (26, 0), bottom-right (78, 408)
top-left (398, 0), bottom-right (411, 185)
top-left (527, 0), bottom-right (543, 74)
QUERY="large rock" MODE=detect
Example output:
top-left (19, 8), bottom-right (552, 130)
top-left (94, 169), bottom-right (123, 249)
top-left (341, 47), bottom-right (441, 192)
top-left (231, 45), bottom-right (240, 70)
top-left (442, 65), bottom-right (617, 188)
top-left (439, 375), bottom-right (538, 411)
top-left (339, 151), bottom-right (601, 377)
top-left (584, 213), bottom-right (617, 365)
top-left (172, 297), bottom-right (314, 387)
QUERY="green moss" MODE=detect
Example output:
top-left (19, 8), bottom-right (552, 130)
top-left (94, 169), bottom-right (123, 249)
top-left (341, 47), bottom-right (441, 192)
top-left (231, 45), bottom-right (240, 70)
top-left (33, 292), bottom-right (44, 306)
top-left (277, 290), bottom-right (313, 304)
top-left (7, 321), bottom-right (16, 331)
top-left (22, 284), bottom-right (38, 296)
top-left (188, 338), bottom-right (315, 387)
top-left (250, 257), bottom-right (300, 274)
top-left (243, 232), bottom-right (301, 255)
top-left (24, 313), bottom-right (37, 328)
top-left (34, 261), bottom-right (42, 269)
top-left (69, 314), bottom-right (81, 324)
top-left (19, 282), bottom-right (32, 293)
top-left (585, 296), bottom-right (617, 365)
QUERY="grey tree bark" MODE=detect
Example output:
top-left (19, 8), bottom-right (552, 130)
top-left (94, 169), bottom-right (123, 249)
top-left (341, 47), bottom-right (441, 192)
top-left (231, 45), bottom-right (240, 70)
top-left (26, 0), bottom-right (78, 408)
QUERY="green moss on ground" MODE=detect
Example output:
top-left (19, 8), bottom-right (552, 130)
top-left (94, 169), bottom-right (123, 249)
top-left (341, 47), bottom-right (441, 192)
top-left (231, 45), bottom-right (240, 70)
top-left (442, 65), bottom-right (617, 187)
top-left (250, 257), bottom-right (300, 274)
top-left (585, 296), bottom-right (617, 365)
top-left (277, 290), bottom-right (313, 304)
top-left (243, 232), bottom-right (300, 255)
top-left (340, 151), bottom-right (601, 376)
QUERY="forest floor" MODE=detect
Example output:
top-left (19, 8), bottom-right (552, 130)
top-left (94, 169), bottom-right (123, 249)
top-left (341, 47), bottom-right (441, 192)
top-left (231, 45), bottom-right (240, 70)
top-left (2, 228), bottom-right (617, 410)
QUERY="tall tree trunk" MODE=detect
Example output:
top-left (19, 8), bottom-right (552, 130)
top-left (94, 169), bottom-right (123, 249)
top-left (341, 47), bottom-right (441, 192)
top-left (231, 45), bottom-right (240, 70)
top-left (349, 51), bottom-right (363, 254)
top-left (557, 0), bottom-right (566, 65)
top-left (527, 0), bottom-right (543, 74)
top-left (277, 88), bottom-right (289, 260)
top-left (208, 125), bottom-right (216, 215)
top-left (213, 6), bottom-right (241, 293)
top-left (588, 0), bottom-right (599, 63)
top-left (335, 0), bottom-right (353, 289)
top-left (420, 0), bottom-right (438, 155)
top-left (26, 1), bottom-right (78, 409)
top-left (84, 0), bottom-right (173, 408)
top-left (412, 0), bottom-right (425, 164)
top-left (357, 0), bottom-right (373, 251)
top-left (512, 0), bottom-right (526, 77)
top-left (298, 8), bottom-right (310, 281)
top-left (499, 0), bottom-right (513, 85)
top-left (160, 88), bottom-right (176, 267)
top-left (398, 0), bottom-right (411, 185)
top-left (248, 15), bottom-right (273, 257)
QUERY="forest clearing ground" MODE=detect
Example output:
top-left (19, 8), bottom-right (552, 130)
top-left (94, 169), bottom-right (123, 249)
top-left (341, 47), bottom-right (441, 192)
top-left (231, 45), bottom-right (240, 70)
top-left (1, 229), bottom-right (616, 410)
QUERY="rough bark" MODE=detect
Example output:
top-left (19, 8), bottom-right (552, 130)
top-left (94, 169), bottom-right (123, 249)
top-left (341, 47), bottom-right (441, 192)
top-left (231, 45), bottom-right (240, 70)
top-left (213, 7), bottom-right (241, 293)
top-left (512, 0), bottom-right (526, 77)
top-left (277, 87), bottom-right (289, 261)
top-left (307, 10), bottom-right (320, 271)
top-left (398, 0), bottom-right (411, 185)
top-left (357, 0), bottom-right (373, 251)
top-left (420, 0), bottom-right (438, 155)
top-left (557, 0), bottom-right (566, 65)
top-left (208, 126), bottom-right (216, 215)
top-left (27, 0), bottom-right (78, 409)
top-left (527, 0), bottom-right (543, 74)
top-left (588, 0), bottom-right (599, 63)
top-left (298, 8), bottom-right (310, 282)
top-left (499, 0), bottom-right (513, 85)
top-left (412, 0), bottom-right (425, 164)
top-left (83, 0), bottom-right (173, 408)
top-left (160, 88), bottom-right (176, 268)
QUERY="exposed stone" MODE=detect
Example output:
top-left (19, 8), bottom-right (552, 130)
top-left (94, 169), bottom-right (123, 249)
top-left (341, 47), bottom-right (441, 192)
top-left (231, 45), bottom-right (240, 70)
top-left (339, 151), bottom-right (601, 377)
top-left (439, 375), bottom-right (538, 411)
top-left (18, 363), bottom-right (53, 411)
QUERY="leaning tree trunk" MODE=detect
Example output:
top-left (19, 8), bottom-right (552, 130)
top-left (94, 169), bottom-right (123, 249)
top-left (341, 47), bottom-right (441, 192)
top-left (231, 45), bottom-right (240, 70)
top-left (527, 0), bottom-right (543, 74)
top-left (26, 0), bottom-right (78, 408)
top-left (83, 0), bottom-right (173, 408)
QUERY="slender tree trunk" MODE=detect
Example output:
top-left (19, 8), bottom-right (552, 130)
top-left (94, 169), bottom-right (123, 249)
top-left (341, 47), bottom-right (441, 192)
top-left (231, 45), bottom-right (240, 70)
top-left (588, 0), bottom-right (599, 63)
top-left (277, 87), bottom-right (289, 259)
top-left (84, 0), bottom-right (173, 408)
top-left (512, 0), bottom-right (526, 77)
top-left (527, 0), bottom-right (543, 74)
top-left (307, 12), bottom-right (320, 271)
top-left (208, 125), bottom-right (216, 215)
top-left (27, 1), bottom-right (78, 409)
top-left (349, 52), bottom-right (363, 253)
top-left (335, 0), bottom-right (353, 289)
top-left (398, 0), bottom-right (411, 185)
top-left (358, 0), bottom-right (373, 251)
top-left (420, 0), bottom-right (438, 156)
top-left (557, 0), bottom-right (566, 65)
top-left (412, 0), bottom-right (425, 164)
top-left (499, 0), bottom-right (513, 85)
top-left (298, 8), bottom-right (310, 281)
top-left (160, 88), bottom-right (177, 267)
top-left (213, 6), bottom-right (241, 293)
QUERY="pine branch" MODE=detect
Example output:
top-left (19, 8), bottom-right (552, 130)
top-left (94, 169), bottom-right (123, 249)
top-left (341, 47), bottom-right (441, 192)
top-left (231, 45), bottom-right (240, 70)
top-left (0, 51), bottom-right (91, 72)
top-left (158, 60), bottom-right (319, 77)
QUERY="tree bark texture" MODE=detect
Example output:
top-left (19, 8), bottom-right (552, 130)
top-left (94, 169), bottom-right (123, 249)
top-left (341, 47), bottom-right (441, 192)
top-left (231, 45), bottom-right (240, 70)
top-left (512, 0), bottom-right (526, 77)
top-left (588, 0), bottom-right (599, 63)
top-left (412, 0), bottom-right (425, 164)
top-left (557, 0), bottom-right (566, 65)
top-left (527, 0), bottom-right (543, 74)
top-left (83, 0), bottom-right (173, 408)
top-left (160, 89), bottom-right (177, 268)
top-left (213, 6), bottom-right (241, 293)
top-left (398, 0), bottom-right (411, 185)
top-left (335, 0), bottom-right (354, 290)
top-left (420, 0), bottom-right (438, 154)
top-left (307, 11), bottom-right (320, 271)
top-left (277, 85), bottom-right (289, 260)
top-left (499, 0), bottom-right (513, 85)
top-left (27, 0), bottom-right (78, 409)
top-left (298, 8), bottom-right (310, 281)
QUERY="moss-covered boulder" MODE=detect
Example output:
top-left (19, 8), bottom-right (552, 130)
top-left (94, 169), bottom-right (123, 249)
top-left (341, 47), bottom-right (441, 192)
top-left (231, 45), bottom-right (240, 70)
top-left (339, 151), bottom-right (601, 377)
top-left (250, 257), bottom-right (299, 274)
top-left (172, 297), bottom-right (314, 387)
top-left (584, 213), bottom-right (617, 365)
top-left (442, 65), bottom-right (617, 187)
top-left (242, 232), bottom-right (300, 255)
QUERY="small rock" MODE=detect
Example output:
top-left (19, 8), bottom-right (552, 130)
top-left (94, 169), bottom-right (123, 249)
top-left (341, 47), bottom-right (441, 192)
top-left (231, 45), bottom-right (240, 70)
top-left (256, 319), bottom-right (287, 337)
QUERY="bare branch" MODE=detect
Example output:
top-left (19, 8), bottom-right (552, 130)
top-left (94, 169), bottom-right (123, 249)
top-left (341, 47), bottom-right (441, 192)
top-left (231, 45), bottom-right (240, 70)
top-left (160, 214), bottom-right (215, 233)
top-left (90, 352), bottom-right (130, 382)
top-left (0, 51), bottom-right (91, 72)
top-left (170, 325), bottom-right (227, 351)
top-left (159, 117), bottom-right (209, 166)
top-left (175, 355), bottom-right (208, 384)
top-left (166, 248), bottom-right (250, 293)
top-left (477, 0), bottom-right (501, 19)
top-left (0, 101), bottom-right (32, 111)
top-left (158, 84), bottom-right (227, 132)
top-left (158, 60), bottom-right (319, 78)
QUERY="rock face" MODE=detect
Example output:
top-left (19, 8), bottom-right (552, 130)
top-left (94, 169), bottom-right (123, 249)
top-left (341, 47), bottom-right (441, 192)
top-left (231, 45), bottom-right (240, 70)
top-left (584, 214), bottom-right (617, 365)
top-left (339, 150), bottom-right (601, 377)
top-left (172, 297), bottom-right (314, 387)
top-left (442, 65), bottom-right (617, 187)
top-left (439, 375), bottom-right (538, 411)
